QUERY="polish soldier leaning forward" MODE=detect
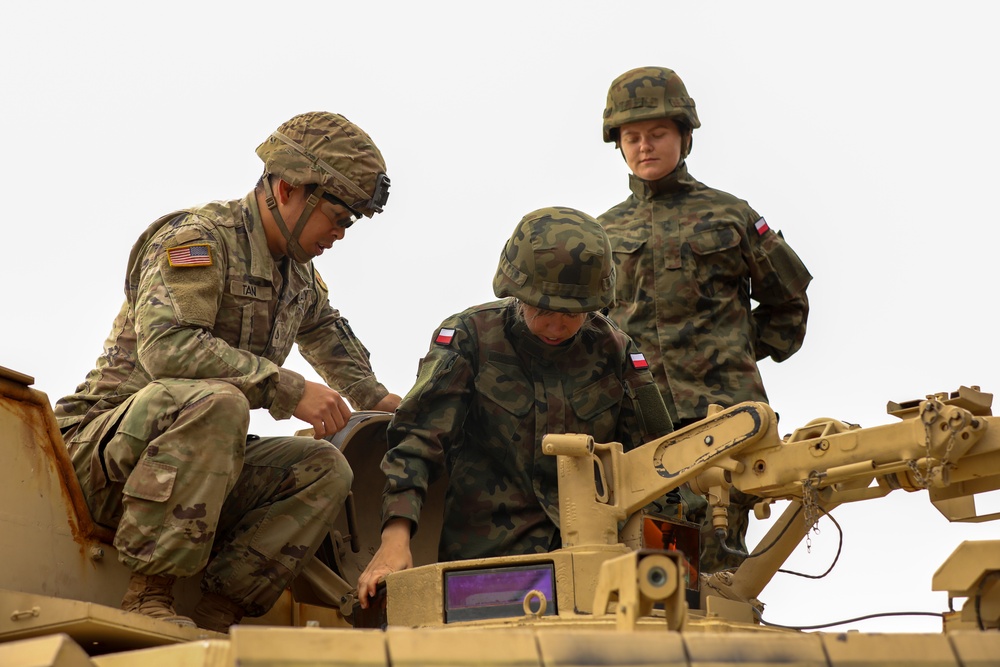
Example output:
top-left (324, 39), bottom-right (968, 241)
top-left (357, 207), bottom-right (675, 609)
top-left (600, 67), bottom-right (813, 572)
top-left (55, 112), bottom-right (401, 632)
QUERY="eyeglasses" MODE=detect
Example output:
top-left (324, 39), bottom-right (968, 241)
top-left (321, 193), bottom-right (362, 229)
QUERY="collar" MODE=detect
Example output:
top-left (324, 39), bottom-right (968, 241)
top-left (243, 191), bottom-right (277, 281)
top-left (244, 190), bottom-right (321, 288)
top-left (628, 161), bottom-right (697, 201)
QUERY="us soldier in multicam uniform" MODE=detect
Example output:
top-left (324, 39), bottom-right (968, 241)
top-left (356, 207), bottom-right (673, 608)
top-left (54, 112), bottom-right (401, 632)
top-left (599, 67), bottom-right (813, 572)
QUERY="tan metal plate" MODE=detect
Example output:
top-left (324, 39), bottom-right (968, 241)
top-left (0, 633), bottom-right (95, 667)
top-left (0, 589), bottom-right (219, 655)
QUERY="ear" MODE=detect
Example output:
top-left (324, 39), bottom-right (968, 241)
top-left (276, 179), bottom-right (296, 204)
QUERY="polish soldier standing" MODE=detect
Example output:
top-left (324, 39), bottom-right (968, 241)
top-left (55, 111), bottom-right (401, 632)
top-left (599, 67), bottom-right (813, 572)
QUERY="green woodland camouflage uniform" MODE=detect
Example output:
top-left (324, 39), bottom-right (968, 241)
top-left (54, 112), bottom-right (391, 617)
top-left (379, 208), bottom-right (673, 561)
top-left (601, 68), bottom-right (812, 571)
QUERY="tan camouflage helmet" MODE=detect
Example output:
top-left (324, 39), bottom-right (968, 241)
top-left (256, 111), bottom-right (389, 218)
top-left (603, 66), bottom-right (701, 144)
top-left (255, 112), bottom-right (390, 263)
top-left (493, 207), bottom-right (615, 313)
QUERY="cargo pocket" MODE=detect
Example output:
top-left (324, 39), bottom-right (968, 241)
top-left (687, 227), bottom-right (743, 299)
top-left (570, 373), bottom-right (624, 435)
top-left (753, 232), bottom-right (813, 301)
top-left (122, 458), bottom-right (178, 503)
top-left (114, 457), bottom-right (178, 565)
top-left (410, 351), bottom-right (459, 403)
top-left (335, 317), bottom-right (373, 364)
top-left (610, 232), bottom-right (648, 304)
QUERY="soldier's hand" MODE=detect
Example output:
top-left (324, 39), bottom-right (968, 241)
top-left (371, 393), bottom-right (402, 413)
top-left (294, 381), bottom-right (352, 439)
top-left (358, 518), bottom-right (413, 608)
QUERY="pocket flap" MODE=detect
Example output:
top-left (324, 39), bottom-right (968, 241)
top-left (122, 458), bottom-right (177, 503)
top-left (475, 362), bottom-right (532, 417)
top-left (687, 227), bottom-right (741, 256)
top-left (610, 233), bottom-right (648, 255)
top-left (571, 373), bottom-right (624, 421)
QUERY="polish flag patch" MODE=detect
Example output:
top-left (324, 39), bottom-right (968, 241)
top-left (435, 328), bottom-right (456, 345)
top-left (754, 218), bottom-right (770, 235)
top-left (630, 353), bottom-right (649, 369)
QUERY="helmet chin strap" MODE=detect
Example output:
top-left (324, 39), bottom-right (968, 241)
top-left (261, 178), bottom-right (322, 264)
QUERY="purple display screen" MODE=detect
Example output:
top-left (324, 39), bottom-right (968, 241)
top-left (444, 563), bottom-right (557, 622)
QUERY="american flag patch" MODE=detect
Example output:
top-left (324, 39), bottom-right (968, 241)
top-left (754, 218), bottom-right (770, 235)
top-left (435, 328), bottom-right (456, 345)
top-left (167, 244), bottom-right (212, 267)
top-left (630, 353), bottom-right (649, 369)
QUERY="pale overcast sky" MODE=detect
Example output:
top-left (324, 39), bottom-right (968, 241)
top-left (2, 1), bottom-right (998, 633)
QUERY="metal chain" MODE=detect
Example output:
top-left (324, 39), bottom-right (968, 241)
top-left (940, 419), bottom-right (959, 469)
top-left (906, 459), bottom-right (930, 488)
top-left (801, 472), bottom-right (822, 553)
top-left (911, 399), bottom-right (960, 488)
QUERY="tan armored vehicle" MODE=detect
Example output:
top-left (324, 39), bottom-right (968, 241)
top-left (1, 363), bottom-right (998, 665)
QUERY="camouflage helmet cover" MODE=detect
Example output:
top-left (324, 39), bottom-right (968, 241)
top-left (603, 66), bottom-right (701, 143)
top-left (493, 206), bottom-right (615, 313)
top-left (255, 111), bottom-right (389, 217)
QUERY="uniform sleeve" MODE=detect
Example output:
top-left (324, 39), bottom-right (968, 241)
top-left (617, 336), bottom-right (674, 450)
top-left (380, 319), bottom-right (476, 533)
top-left (296, 267), bottom-right (389, 410)
top-left (617, 335), bottom-right (681, 513)
top-left (747, 217), bottom-right (813, 362)
top-left (131, 222), bottom-right (304, 419)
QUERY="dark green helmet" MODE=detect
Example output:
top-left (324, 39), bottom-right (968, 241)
top-left (256, 111), bottom-right (390, 218)
top-left (493, 207), bottom-right (615, 313)
top-left (602, 66), bottom-right (701, 144)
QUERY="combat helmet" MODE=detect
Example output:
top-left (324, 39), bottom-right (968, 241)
top-left (493, 207), bottom-right (615, 313)
top-left (602, 67), bottom-right (701, 145)
top-left (255, 111), bottom-right (390, 263)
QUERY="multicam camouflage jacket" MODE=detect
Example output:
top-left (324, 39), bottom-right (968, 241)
top-left (599, 163), bottom-right (812, 424)
top-left (380, 299), bottom-right (672, 562)
top-left (55, 192), bottom-right (389, 432)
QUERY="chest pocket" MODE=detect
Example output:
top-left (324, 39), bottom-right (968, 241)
top-left (609, 230), bottom-right (649, 303)
top-left (474, 362), bottom-right (532, 417)
top-left (570, 373), bottom-right (624, 438)
top-left (685, 227), bottom-right (745, 299)
top-left (215, 279), bottom-right (273, 352)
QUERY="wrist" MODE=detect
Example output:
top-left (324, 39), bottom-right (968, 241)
top-left (381, 518), bottom-right (413, 544)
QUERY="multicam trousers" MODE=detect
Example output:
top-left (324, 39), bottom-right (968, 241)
top-left (63, 378), bottom-right (352, 616)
